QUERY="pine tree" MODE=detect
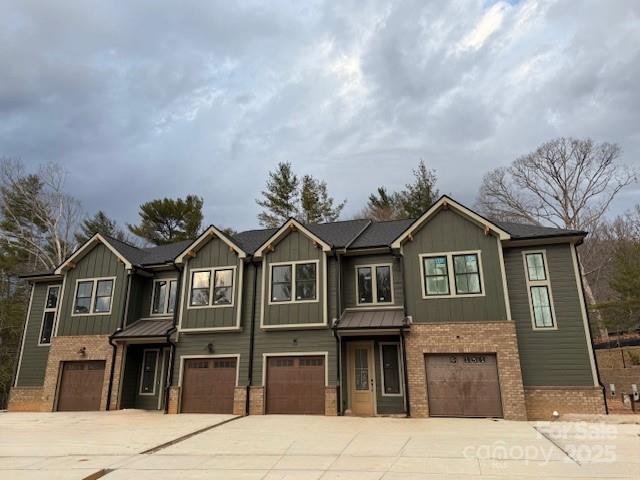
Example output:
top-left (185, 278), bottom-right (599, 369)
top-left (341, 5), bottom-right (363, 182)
top-left (361, 161), bottom-right (439, 220)
top-left (256, 162), bottom-right (300, 227)
top-left (75, 211), bottom-right (128, 244)
top-left (300, 175), bottom-right (345, 224)
top-left (397, 160), bottom-right (439, 218)
top-left (127, 195), bottom-right (203, 245)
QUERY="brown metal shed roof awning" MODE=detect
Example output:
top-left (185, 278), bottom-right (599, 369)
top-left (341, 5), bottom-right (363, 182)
top-left (112, 319), bottom-right (173, 341)
top-left (336, 309), bottom-right (408, 331)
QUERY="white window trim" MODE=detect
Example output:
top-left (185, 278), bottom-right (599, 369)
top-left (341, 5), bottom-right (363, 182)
top-left (261, 351), bottom-right (329, 387)
top-left (139, 348), bottom-right (160, 396)
top-left (177, 354), bottom-right (241, 388)
top-left (187, 266), bottom-right (236, 310)
top-left (522, 250), bottom-right (557, 330)
top-left (379, 342), bottom-right (403, 397)
top-left (71, 276), bottom-right (117, 316)
top-left (418, 250), bottom-right (485, 299)
top-left (267, 259), bottom-right (320, 305)
top-left (149, 278), bottom-right (178, 317)
top-left (355, 263), bottom-right (394, 307)
top-left (38, 284), bottom-right (61, 346)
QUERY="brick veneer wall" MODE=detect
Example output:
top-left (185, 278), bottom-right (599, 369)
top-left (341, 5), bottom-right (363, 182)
top-left (249, 386), bottom-right (264, 415)
top-left (7, 387), bottom-right (46, 411)
top-left (404, 321), bottom-right (528, 420)
top-left (167, 386), bottom-right (180, 414)
top-left (233, 386), bottom-right (247, 416)
top-left (325, 386), bottom-right (337, 416)
top-left (41, 335), bottom-right (115, 411)
top-left (525, 387), bottom-right (605, 419)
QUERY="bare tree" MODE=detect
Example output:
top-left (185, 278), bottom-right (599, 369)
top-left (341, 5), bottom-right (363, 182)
top-left (0, 159), bottom-right (82, 271)
top-left (477, 138), bottom-right (636, 337)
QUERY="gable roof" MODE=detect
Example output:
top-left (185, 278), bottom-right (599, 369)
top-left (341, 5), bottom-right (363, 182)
top-left (391, 195), bottom-right (511, 248)
top-left (253, 218), bottom-right (332, 257)
top-left (47, 196), bottom-right (588, 278)
top-left (55, 233), bottom-right (134, 274)
top-left (175, 225), bottom-right (247, 263)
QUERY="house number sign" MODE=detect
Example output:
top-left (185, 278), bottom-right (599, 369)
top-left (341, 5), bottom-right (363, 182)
top-left (464, 355), bottom-right (487, 364)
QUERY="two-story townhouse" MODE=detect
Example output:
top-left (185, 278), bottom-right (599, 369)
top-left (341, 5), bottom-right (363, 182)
top-left (9, 196), bottom-right (605, 420)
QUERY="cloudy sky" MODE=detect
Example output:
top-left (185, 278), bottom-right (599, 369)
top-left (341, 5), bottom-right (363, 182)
top-left (2, 0), bottom-right (639, 231)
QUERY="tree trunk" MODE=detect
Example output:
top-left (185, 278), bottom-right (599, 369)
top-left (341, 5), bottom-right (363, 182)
top-left (579, 263), bottom-right (609, 341)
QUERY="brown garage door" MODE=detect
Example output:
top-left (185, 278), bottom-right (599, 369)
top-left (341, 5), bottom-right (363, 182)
top-left (181, 357), bottom-right (237, 413)
top-left (425, 354), bottom-right (503, 418)
top-left (266, 356), bottom-right (325, 415)
top-left (57, 361), bottom-right (105, 411)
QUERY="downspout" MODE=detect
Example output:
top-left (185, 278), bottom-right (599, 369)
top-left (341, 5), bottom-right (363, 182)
top-left (334, 250), bottom-right (343, 415)
top-left (163, 263), bottom-right (183, 413)
top-left (106, 269), bottom-right (132, 411)
top-left (246, 257), bottom-right (258, 415)
top-left (396, 250), bottom-right (411, 417)
top-left (575, 243), bottom-right (609, 415)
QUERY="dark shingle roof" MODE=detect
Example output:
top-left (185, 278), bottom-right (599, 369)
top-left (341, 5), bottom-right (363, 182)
top-left (493, 221), bottom-right (585, 239)
top-left (91, 213), bottom-right (589, 270)
top-left (306, 219), bottom-right (371, 248)
top-left (348, 219), bottom-right (414, 249)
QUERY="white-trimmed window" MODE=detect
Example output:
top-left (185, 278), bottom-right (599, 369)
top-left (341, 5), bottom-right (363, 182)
top-left (72, 277), bottom-right (115, 315)
top-left (523, 251), bottom-right (556, 329)
top-left (379, 342), bottom-right (402, 396)
top-left (356, 264), bottom-right (393, 305)
top-left (269, 260), bottom-right (318, 304)
top-left (188, 267), bottom-right (235, 308)
top-left (139, 348), bottom-right (159, 395)
top-left (39, 285), bottom-right (60, 345)
top-left (420, 251), bottom-right (484, 298)
top-left (151, 279), bottom-right (178, 316)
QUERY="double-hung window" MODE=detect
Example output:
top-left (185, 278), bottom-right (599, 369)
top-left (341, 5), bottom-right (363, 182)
top-left (421, 251), bottom-right (483, 298)
top-left (151, 279), bottom-right (178, 315)
top-left (73, 278), bottom-right (115, 315)
top-left (39, 285), bottom-right (60, 345)
top-left (189, 267), bottom-right (235, 307)
top-left (356, 264), bottom-right (393, 305)
top-left (524, 251), bottom-right (556, 329)
top-left (270, 261), bottom-right (318, 303)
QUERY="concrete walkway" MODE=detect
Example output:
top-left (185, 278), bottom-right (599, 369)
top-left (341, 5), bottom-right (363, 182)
top-left (0, 413), bottom-right (638, 479)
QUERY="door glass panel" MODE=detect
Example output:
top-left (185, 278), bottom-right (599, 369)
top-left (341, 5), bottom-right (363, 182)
top-left (355, 348), bottom-right (369, 390)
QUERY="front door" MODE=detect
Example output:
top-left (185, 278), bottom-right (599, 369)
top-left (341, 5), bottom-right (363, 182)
top-left (348, 341), bottom-right (375, 415)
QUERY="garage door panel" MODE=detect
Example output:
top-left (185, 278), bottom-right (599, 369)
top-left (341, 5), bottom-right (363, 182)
top-left (266, 356), bottom-right (325, 415)
top-left (181, 357), bottom-right (236, 414)
top-left (57, 361), bottom-right (105, 411)
top-left (426, 354), bottom-right (502, 418)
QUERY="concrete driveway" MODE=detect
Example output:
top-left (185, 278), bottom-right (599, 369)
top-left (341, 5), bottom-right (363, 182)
top-left (0, 412), bottom-right (638, 479)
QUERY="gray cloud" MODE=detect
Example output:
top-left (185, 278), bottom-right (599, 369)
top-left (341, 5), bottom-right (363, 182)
top-left (1, 0), bottom-right (639, 231)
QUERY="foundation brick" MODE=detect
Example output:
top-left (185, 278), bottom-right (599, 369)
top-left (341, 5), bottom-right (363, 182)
top-left (167, 386), bottom-right (180, 414)
top-left (405, 321), bottom-right (528, 421)
top-left (233, 386), bottom-right (248, 416)
top-left (325, 386), bottom-right (338, 416)
top-left (249, 386), bottom-right (264, 415)
top-left (7, 387), bottom-right (47, 412)
top-left (524, 387), bottom-right (605, 420)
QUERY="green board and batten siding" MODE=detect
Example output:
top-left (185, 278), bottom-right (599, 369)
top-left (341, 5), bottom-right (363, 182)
top-left (57, 243), bottom-right (128, 336)
top-left (180, 237), bottom-right (243, 330)
top-left (262, 231), bottom-right (325, 326)
top-left (15, 282), bottom-right (58, 387)
top-left (402, 209), bottom-right (508, 323)
top-left (172, 262), bottom-right (256, 386)
top-left (504, 244), bottom-right (594, 386)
